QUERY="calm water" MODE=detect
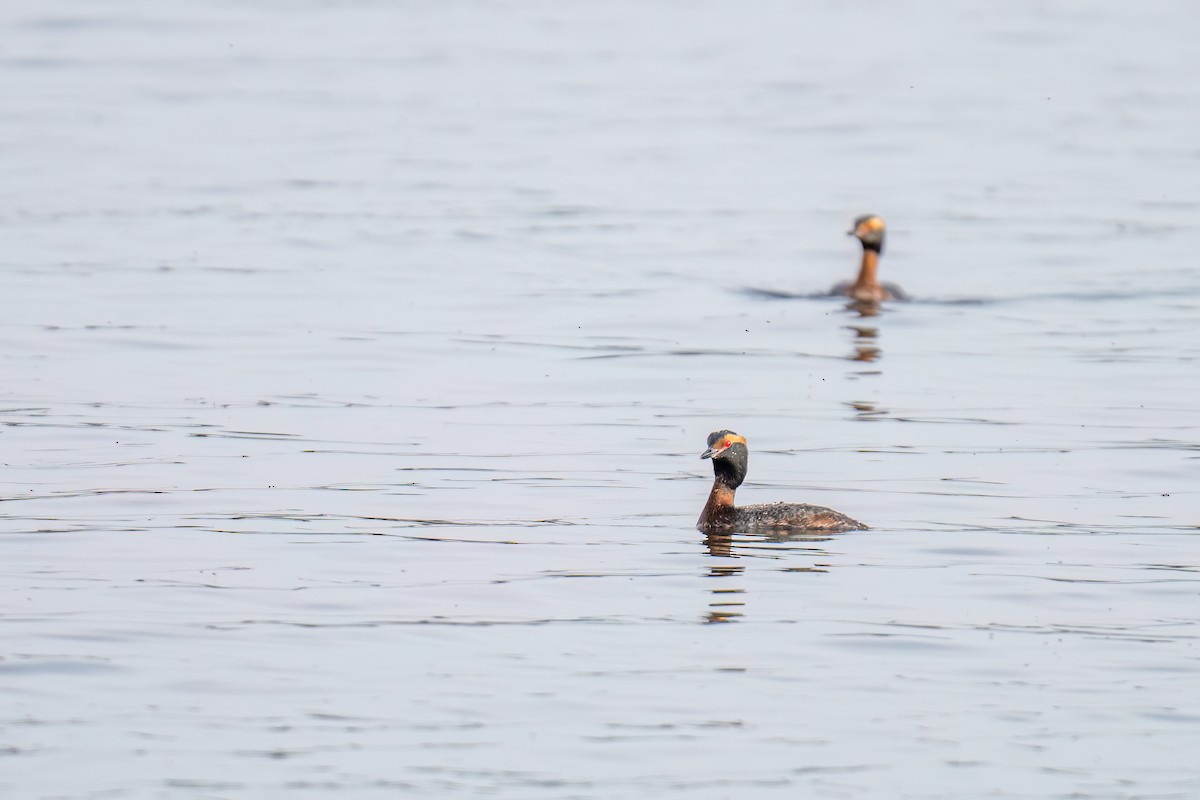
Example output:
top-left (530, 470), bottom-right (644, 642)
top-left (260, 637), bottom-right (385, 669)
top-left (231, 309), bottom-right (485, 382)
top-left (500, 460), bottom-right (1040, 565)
top-left (2, 2), bottom-right (1199, 798)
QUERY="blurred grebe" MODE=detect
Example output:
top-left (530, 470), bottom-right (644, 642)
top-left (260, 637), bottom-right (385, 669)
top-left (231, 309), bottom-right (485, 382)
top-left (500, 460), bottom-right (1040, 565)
top-left (696, 430), bottom-right (867, 532)
top-left (832, 214), bottom-right (907, 303)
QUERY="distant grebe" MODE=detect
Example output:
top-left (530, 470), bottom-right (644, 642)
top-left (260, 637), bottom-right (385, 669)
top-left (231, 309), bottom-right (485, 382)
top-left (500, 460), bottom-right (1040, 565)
top-left (832, 214), bottom-right (907, 303)
top-left (696, 430), bottom-right (867, 532)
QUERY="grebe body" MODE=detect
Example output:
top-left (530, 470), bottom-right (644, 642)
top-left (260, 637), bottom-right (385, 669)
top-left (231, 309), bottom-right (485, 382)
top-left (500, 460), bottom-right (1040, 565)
top-left (696, 430), bottom-right (867, 533)
top-left (832, 214), bottom-right (906, 303)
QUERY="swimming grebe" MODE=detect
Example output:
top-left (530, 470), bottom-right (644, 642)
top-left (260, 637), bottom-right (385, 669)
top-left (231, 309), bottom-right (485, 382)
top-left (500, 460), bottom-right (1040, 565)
top-left (832, 214), bottom-right (907, 303)
top-left (696, 430), bottom-right (867, 532)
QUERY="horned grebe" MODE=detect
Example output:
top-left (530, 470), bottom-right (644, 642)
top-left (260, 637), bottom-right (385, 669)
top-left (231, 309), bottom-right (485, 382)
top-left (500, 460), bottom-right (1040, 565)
top-left (696, 430), bottom-right (867, 533)
top-left (832, 214), bottom-right (907, 303)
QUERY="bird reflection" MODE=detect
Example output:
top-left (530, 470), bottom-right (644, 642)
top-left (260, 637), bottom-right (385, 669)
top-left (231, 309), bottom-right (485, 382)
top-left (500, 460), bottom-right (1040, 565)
top-left (703, 558), bottom-right (745, 623)
top-left (846, 323), bottom-right (881, 363)
top-left (704, 531), bottom-right (735, 558)
top-left (846, 298), bottom-right (883, 319)
top-left (845, 400), bottom-right (887, 421)
top-left (701, 530), bottom-right (837, 623)
top-left (704, 529), bottom-right (838, 558)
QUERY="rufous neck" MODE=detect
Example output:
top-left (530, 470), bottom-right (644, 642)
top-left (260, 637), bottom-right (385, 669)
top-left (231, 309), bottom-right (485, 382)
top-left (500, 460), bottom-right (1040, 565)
top-left (854, 249), bottom-right (880, 290)
top-left (701, 480), bottom-right (736, 518)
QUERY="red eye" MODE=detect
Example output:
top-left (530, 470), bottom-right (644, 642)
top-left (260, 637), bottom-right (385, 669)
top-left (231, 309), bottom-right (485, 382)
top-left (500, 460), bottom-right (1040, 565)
top-left (723, 439), bottom-right (731, 448)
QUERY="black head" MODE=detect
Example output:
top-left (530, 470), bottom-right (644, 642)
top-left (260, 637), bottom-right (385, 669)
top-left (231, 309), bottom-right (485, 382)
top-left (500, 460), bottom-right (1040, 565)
top-left (848, 214), bottom-right (886, 253)
top-left (700, 429), bottom-right (749, 488)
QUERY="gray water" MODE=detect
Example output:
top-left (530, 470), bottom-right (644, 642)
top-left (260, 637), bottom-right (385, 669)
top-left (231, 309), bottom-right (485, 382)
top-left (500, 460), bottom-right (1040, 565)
top-left (2, 2), bottom-right (1199, 798)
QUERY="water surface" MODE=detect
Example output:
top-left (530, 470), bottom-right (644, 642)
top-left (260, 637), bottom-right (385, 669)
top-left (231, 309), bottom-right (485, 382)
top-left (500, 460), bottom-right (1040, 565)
top-left (1, 2), bottom-right (1198, 798)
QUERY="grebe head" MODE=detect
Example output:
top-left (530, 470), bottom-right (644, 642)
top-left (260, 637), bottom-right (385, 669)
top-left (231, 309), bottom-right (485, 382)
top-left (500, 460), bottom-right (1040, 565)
top-left (848, 214), bottom-right (886, 252)
top-left (700, 430), bottom-right (749, 487)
